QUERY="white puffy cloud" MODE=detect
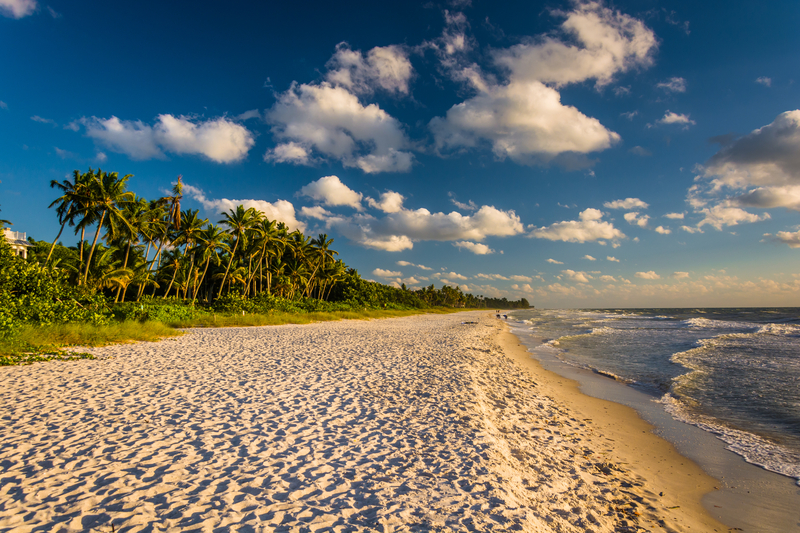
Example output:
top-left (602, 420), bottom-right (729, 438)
top-left (562, 269), bottom-right (593, 283)
top-left (366, 191), bottom-right (405, 213)
top-left (702, 111), bottom-right (800, 189)
top-left (657, 77), bottom-right (687, 93)
top-left (604, 197), bottom-right (648, 210)
top-left (509, 275), bottom-right (533, 282)
top-left (397, 261), bottom-right (432, 270)
top-left (656, 111), bottom-right (695, 127)
top-left (583, 255), bottom-right (596, 261)
top-left (755, 77), bottom-right (772, 87)
top-left (265, 142), bottom-right (311, 165)
top-left (696, 204), bottom-right (770, 230)
top-left (326, 43), bottom-right (413, 95)
top-left (326, 201), bottom-right (523, 251)
top-left (546, 258), bottom-right (564, 264)
top-left (184, 183), bottom-right (305, 232)
top-left (654, 225), bottom-right (671, 234)
top-left (606, 256), bottom-right (619, 262)
top-left (266, 82), bottom-right (412, 173)
top-left (672, 272), bottom-right (690, 279)
top-left (664, 212), bottom-right (684, 219)
top-left (81, 115), bottom-right (255, 163)
top-left (430, 2), bottom-right (655, 167)
top-left (599, 275), bottom-right (617, 282)
top-left (635, 271), bottom-right (660, 280)
top-left (475, 273), bottom-right (510, 280)
top-left (373, 268), bottom-right (402, 278)
top-left (623, 211), bottom-right (649, 227)
top-left (765, 230), bottom-right (800, 248)
top-left (298, 175), bottom-right (363, 210)
top-left (0, 0), bottom-right (36, 18)
top-left (492, 2), bottom-right (656, 88)
top-left (300, 206), bottom-right (334, 220)
top-left (531, 208), bottom-right (625, 243)
top-left (454, 241), bottom-right (494, 254)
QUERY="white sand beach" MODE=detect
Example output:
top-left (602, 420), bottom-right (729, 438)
top-left (0, 311), bottom-right (725, 532)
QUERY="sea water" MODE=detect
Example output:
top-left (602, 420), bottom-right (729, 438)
top-left (506, 308), bottom-right (800, 486)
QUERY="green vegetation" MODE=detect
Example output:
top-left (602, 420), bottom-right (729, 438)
top-left (0, 168), bottom-right (530, 364)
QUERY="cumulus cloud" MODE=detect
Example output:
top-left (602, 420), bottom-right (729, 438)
top-left (300, 206), bottom-right (334, 220)
top-left (765, 230), bottom-right (800, 248)
top-left (623, 211), bottom-right (649, 227)
top-left (373, 268), bottom-right (402, 278)
top-left (475, 273), bottom-right (510, 280)
top-left (656, 111), bottom-right (695, 127)
top-left (657, 77), bottom-right (687, 93)
top-left (0, 0), bottom-right (36, 18)
top-left (635, 271), bottom-right (660, 280)
top-left (562, 269), bottom-right (593, 283)
top-left (599, 275), bottom-right (617, 282)
top-left (701, 110), bottom-right (800, 189)
top-left (546, 258), bottom-right (564, 264)
top-left (80, 115), bottom-right (255, 163)
top-left (583, 255), bottom-right (596, 261)
top-left (266, 81), bottom-right (412, 173)
top-left (531, 208), bottom-right (625, 243)
top-left (366, 191), bottom-right (405, 213)
top-left (755, 77), bottom-right (772, 87)
top-left (326, 43), bottom-right (413, 95)
top-left (672, 271), bottom-right (690, 279)
top-left (664, 212), bottom-right (684, 219)
top-left (397, 261), bottom-right (432, 270)
top-left (183, 183), bottom-right (305, 231)
top-left (654, 225), bottom-right (671, 234)
top-left (696, 204), bottom-right (769, 230)
top-left (606, 256), bottom-right (619, 262)
top-left (454, 241), bottom-right (494, 254)
top-left (733, 185), bottom-right (800, 211)
top-left (429, 2), bottom-right (656, 167)
top-left (604, 197), bottom-right (649, 210)
top-left (298, 175), bottom-right (363, 210)
top-left (327, 203), bottom-right (523, 251)
top-left (509, 275), bottom-right (533, 282)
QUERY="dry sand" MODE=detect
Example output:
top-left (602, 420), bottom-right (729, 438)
top-left (0, 311), bottom-right (726, 532)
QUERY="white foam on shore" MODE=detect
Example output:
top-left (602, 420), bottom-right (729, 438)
top-left (0, 313), bottom-right (669, 532)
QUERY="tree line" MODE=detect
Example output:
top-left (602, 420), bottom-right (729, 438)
top-left (2, 167), bottom-right (530, 331)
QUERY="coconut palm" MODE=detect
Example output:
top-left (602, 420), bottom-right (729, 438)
top-left (217, 205), bottom-right (259, 297)
top-left (46, 169), bottom-right (92, 265)
top-left (193, 224), bottom-right (229, 302)
top-left (80, 169), bottom-right (135, 285)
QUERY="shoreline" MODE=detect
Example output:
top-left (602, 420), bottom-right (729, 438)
top-left (0, 311), bottom-right (736, 531)
top-left (494, 320), bottom-right (727, 532)
top-left (499, 314), bottom-right (800, 532)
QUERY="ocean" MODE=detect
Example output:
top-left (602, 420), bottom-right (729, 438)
top-left (505, 308), bottom-right (800, 486)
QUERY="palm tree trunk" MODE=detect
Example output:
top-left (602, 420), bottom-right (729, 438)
top-left (115, 241), bottom-right (133, 303)
top-left (218, 237), bottom-right (240, 298)
top-left (45, 216), bottom-right (70, 265)
top-left (83, 209), bottom-right (107, 285)
top-left (193, 257), bottom-right (212, 302)
top-left (165, 263), bottom-right (179, 298)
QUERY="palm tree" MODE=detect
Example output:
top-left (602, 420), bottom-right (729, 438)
top-left (46, 169), bottom-right (92, 265)
top-left (172, 209), bottom-right (208, 298)
top-left (112, 195), bottom-right (150, 302)
top-left (192, 224), bottom-right (229, 302)
top-left (217, 205), bottom-right (259, 297)
top-left (80, 169), bottom-right (135, 285)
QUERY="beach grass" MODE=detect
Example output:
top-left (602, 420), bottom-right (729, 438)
top-left (0, 307), bottom-right (471, 365)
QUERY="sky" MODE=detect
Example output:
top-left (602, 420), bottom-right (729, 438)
top-left (1, 0), bottom-right (799, 308)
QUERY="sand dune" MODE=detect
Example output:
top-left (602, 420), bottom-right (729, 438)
top-left (0, 312), bottom-right (720, 531)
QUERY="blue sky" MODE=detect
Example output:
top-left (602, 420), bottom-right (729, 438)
top-left (2, 0), bottom-right (799, 307)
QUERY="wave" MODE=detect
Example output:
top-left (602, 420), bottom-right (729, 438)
top-left (659, 394), bottom-right (800, 485)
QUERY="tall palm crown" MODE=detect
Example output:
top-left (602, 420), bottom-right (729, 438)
top-left (217, 205), bottom-right (259, 297)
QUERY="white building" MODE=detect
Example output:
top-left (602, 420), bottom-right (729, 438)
top-left (3, 228), bottom-right (33, 260)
